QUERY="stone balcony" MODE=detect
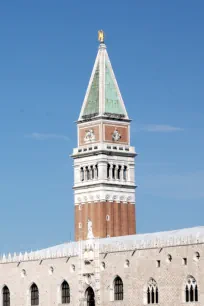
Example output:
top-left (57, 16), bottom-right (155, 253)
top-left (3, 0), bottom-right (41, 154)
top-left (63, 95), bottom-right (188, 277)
top-left (72, 142), bottom-right (136, 157)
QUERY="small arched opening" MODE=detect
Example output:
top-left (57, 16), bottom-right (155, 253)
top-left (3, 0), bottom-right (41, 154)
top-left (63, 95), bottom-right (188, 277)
top-left (85, 286), bottom-right (95, 306)
top-left (30, 283), bottom-right (39, 305)
top-left (114, 276), bottom-right (123, 301)
top-left (61, 280), bottom-right (70, 304)
top-left (147, 278), bottom-right (158, 304)
top-left (185, 276), bottom-right (198, 302)
top-left (3, 285), bottom-right (10, 306)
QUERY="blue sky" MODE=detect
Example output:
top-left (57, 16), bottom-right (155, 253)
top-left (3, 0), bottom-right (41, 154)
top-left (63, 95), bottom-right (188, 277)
top-left (0, 1), bottom-right (203, 254)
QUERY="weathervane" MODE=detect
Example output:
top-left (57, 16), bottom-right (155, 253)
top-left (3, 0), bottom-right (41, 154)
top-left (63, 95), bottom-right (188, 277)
top-left (98, 30), bottom-right (105, 43)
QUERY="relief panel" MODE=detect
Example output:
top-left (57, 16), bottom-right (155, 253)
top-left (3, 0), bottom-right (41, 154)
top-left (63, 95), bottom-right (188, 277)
top-left (79, 125), bottom-right (100, 146)
top-left (103, 124), bottom-right (129, 144)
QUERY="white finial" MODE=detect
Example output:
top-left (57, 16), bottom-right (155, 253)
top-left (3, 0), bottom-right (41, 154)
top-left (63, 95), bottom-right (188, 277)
top-left (87, 219), bottom-right (94, 240)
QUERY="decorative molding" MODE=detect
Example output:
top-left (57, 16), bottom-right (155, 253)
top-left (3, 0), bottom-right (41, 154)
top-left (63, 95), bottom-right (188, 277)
top-left (105, 194), bottom-right (110, 200)
top-left (75, 191), bottom-right (135, 204)
top-left (112, 195), bottom-right (117, 201)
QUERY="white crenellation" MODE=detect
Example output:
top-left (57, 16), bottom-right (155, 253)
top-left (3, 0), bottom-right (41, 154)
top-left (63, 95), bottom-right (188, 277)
top-left (1, 227), bottom-right (204, 264)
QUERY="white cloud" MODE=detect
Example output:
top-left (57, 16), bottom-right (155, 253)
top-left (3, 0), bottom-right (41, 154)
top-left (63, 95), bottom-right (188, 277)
top-left (25, 133), bottom-right (69, 141)
top-left (140, 124), bottom-right (184, 132)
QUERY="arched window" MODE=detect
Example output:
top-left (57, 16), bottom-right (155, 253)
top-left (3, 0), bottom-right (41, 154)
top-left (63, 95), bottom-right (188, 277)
top-left (147, 287), bottom-right (150, 304)
top-left (31, 283), bottom-right (39, 305)
top-left (107, 163), bottom-right (110, 178)
top-left (90, 165), bottom-right (94, 179)
top-left (147, 278), bottom-right (158, 304)
top-left (112, 165), bottom-right (116, 179)
top-left (117, 165), bottom-right (121, 179)
top-left (61, 281), bottom-right (70, 304)
top-left (85, 166), bottom-right (90, 180)
top-left (185, 276), bottom-right (198, 302)
top-left (95, 164), bottom-right (98, 178)
top-left (80, 167), bottom-right (84, 181)
top-left (86, 286), bottom-right (95, 306)
top-left (114, 276), bottom-right (123, 301)
top-left (156, 287), bottom-right (158, 303)
top-left (3, 286), bottom-right (10, 306)
top-left (123, 166), bottom-right (127, 180)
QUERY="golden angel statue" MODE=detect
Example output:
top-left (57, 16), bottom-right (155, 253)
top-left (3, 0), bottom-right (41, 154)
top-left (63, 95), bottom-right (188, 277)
top-left (98, 30), bottom-right (105, 43)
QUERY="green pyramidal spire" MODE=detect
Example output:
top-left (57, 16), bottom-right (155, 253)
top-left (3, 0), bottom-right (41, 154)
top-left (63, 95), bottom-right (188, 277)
top-left (83, 64), bottom-right (99, 117)
top-left (79, 38), bottom-right (128, 121)
top-left (105, 61), bottom-right (125, 115)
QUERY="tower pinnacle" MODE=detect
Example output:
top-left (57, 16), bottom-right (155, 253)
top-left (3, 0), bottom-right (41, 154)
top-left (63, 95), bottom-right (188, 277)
top-left (78, 32), bottom-right (128, 121)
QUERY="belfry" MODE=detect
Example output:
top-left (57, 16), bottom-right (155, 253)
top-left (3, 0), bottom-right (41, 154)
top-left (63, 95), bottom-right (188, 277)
top-left (72, 31), bottom-right (136, 241)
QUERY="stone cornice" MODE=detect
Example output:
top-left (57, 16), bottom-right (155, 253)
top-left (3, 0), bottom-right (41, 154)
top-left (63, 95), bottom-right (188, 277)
top-left (71, 150), bottom-right (137, 159)
top-left (73, 182), bottom-right (136, 191)
top-left (76, 116), bottom-right (131, 124)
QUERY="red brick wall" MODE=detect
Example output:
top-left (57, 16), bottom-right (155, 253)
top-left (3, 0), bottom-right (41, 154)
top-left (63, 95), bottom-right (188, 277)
top-left (75, 201), bottom-right (136, 241)
top-left (128, 203), bottom-right (136, 235)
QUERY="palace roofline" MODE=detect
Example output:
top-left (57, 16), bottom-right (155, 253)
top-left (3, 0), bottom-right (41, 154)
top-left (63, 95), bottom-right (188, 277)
top-left (1, 226), bottom-right (204, 265)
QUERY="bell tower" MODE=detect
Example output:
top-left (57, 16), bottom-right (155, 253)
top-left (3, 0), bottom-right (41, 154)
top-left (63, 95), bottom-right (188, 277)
top-left (72, 31), bottom-right (136, 241)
